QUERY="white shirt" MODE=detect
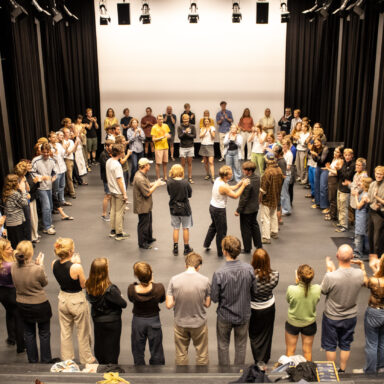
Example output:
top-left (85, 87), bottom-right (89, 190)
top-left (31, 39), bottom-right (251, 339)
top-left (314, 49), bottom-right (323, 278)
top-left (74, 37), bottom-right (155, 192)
top-left (201, 126), bottom-right (215, 145)
top-left (210, 178), bottom-right (227, 208)
top-left (252, 131), bottom-right (267, 154)
top-left (52, 143), bottom-right (67, 174)
top-left (106, 158), bottom-right (125, 195)
top-left (63, 139), bottom-right (75, 160)
top-left (297, 132), bottom-right (310, 151)
top-left (284, 150), bottom-right (293, 176)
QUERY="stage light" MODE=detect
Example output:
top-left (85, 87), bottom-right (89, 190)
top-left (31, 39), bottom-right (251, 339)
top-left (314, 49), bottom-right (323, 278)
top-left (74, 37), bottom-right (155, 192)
top-left (317, 0), bottom-right (334, 20)
top-left (280, 1), bottom-right (289, 23)
top-left (346, 0), bottom-right (365, 19)
top-left (49, 0), bottom-right (63, 23)
top-left (232, 1), bottom-right (242, 23)
top-left (8, 0), bottom-right (28, 23)
top-left (63, 2), bottom-right (79, 21)
top-left (100, 0), bottom-right (111, 25)
top-left (139, 1), bottom-right (151, 24)
top-left (188, 2), bottom-right (199, 23)
top-left (31, 0), bottom-right (51, 17)
top-left (332, 0), bottom-right (351, 17)
top-left (302, 1), bottom-right (319, 22)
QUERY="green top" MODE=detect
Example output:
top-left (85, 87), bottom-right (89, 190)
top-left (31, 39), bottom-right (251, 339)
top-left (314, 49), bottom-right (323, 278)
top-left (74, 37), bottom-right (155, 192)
top-left (286, 283), bottom-right (321, 327)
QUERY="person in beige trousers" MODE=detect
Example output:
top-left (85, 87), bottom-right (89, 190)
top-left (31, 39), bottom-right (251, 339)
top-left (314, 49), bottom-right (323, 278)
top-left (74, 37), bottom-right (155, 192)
top-left (52, 238), bottom-right (95, 364)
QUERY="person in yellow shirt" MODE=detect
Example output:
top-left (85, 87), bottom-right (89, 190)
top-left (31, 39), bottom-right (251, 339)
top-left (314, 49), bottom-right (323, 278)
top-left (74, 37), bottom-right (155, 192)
top-left (151, 115), bottom-right (171, 180)
top-left (199, 110), bottom-right (215, 128)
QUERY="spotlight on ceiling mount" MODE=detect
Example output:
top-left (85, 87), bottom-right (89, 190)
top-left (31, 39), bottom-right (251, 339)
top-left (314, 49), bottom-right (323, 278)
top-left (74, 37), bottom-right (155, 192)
top-left (139, 1), bottom-right (151, 24)
top-left (99, 0), bottom-right (111, 25)
top-left (317, 0), bottom-right (334, 20)
top-left (280, 0), bottom-right (290, 22)
top-left (332, 0), bottom-right (351, 17)
top-left (8, 0), bottom-right (28, 23)
top-left (31, 0), bottom-right (51, 17)
top-left (346, 0), bottom-right (365, 19)
top-left (63, 2), bottom-right (79, 21)
top-left (302, 0), bottom-right (319, 22)
top-left (232, 1), bottom-right (242, 23)
top-left (188, 2), bottom-right (199, 23)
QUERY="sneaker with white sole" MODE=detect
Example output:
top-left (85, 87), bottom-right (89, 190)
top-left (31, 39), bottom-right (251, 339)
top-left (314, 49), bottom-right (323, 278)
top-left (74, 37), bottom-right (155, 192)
top-left (101, 215), bottom-right (111, 222)
top-left (115, 233), bottom-right (130, 240)
top-left (43, 227), bottom-right (56, 235)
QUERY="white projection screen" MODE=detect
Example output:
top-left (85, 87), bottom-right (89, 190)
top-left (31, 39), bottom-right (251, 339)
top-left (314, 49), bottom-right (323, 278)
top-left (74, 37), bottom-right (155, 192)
top-left (95, 0), bottom-right (287, 141)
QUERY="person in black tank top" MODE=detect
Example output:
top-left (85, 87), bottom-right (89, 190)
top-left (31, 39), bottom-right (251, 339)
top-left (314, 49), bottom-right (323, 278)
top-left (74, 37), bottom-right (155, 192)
top-left (52, 238), bottom-right (95, 364)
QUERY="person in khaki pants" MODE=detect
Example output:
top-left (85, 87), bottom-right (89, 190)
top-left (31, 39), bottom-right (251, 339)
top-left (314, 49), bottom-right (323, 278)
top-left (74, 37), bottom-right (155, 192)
top-left (106, 144), bottom-right (129, 240)
top-left (52, 237), bottom-right (95, 364)
top-left (166, 253), bottom-right (211, 365)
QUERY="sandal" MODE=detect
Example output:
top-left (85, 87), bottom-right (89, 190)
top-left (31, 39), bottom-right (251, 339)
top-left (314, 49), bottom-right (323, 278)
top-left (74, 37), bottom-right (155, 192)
top-left (189, 178), bottom-right (195, 184)
top-left (62, 216), bottom-right (74, 220)
top-left (204, 175), bottom-right (210, 180)
top-left (324, 214), bottom-right (331, 221)
top-left (305, 194), bottom-right (312, 198)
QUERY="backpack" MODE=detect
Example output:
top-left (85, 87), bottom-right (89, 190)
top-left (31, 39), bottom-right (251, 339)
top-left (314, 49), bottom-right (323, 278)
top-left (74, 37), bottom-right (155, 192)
top-left (286, 362), bottom-right (318, 382)
top-left (230, 364), bottom-right (271, 383)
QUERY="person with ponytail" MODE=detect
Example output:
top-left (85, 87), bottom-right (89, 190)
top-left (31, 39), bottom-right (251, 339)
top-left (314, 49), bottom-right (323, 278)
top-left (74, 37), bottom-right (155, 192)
top-left (52, 238), bottom-right (95, 364)
top-left (285, 264), bottom-right (321, 361)
top-left (86, 258), bottom-right (127, 364)
top-left (0, 238), bottom-right (24, 352)
top-left (11, 241), bottom-right (57, 363)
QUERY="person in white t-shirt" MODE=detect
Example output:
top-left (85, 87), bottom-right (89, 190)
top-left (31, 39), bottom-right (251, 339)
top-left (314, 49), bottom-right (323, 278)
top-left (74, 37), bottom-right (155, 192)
top-left (199, 117), bottom-right (216, 182)
top-left (106, 144), bottom-right (129, 241)
top-left (249, 124), bottom-right (267, 176)
top-left (62, 125), bottom-right (79, 199)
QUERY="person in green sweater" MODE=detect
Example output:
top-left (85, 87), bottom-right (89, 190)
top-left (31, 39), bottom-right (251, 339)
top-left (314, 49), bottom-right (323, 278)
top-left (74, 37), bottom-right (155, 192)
top-left (285, 264), bottom-right (321, 361)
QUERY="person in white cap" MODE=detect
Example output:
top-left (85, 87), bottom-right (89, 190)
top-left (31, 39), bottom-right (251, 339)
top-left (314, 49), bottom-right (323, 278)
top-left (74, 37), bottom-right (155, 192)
top-left (133, 158), bottom-right (165, 249)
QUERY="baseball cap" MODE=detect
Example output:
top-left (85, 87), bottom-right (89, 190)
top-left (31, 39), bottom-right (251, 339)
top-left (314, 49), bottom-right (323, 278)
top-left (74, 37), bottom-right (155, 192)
top-left (265, 152), bottom-right (275, 161)
top-left (138, 158), bottom-right (153, 166)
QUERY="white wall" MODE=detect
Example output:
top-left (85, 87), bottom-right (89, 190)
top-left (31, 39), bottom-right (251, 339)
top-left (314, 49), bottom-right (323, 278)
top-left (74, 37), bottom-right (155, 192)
top-left (95, 0), bottom-right (286, 140)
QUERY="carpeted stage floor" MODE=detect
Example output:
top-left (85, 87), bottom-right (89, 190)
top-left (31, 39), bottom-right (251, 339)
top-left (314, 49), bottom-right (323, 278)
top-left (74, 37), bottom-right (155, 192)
top-left (0, 159), bottom-right (372, 377)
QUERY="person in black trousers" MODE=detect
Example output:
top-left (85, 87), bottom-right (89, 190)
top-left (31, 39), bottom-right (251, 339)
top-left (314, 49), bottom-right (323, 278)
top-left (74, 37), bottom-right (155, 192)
top-left (235, 161), bottom-right (262, 253)
top-left (86, 258), bottom-right (127, 364)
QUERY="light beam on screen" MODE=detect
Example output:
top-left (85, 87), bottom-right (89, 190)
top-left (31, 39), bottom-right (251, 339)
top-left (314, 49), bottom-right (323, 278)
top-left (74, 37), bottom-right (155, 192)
top-left (95, 0), bottom-right (286, 140)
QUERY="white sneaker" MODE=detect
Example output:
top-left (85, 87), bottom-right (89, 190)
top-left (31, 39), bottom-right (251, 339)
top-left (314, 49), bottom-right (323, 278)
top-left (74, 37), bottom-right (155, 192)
top-left (43, 227), bottom-right (56, 235)
top-left (352, 368), bottom-right (364, 374)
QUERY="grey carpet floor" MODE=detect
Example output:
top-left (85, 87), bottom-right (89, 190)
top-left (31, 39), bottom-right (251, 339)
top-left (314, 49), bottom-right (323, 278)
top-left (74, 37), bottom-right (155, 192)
top-left (0, 159), bottom-right (371, 371)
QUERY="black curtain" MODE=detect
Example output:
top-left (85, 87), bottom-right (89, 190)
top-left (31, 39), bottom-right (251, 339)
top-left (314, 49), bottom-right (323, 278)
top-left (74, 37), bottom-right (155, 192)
top-left (40, 0), bottom-right (100, 130)
top-left (0, 100), bottom-right (9, 192)
top-left (285, 0), bottom-right (340, 136)
top-left (335, 3), bottom-right (379, 158)
top-left (370, 30), bottom-right (384, 169)
top-left (0, 3), bottom-right (47, 162)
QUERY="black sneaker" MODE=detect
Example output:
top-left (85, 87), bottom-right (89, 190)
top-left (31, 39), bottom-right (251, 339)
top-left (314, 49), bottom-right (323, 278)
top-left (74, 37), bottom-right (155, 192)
top-left (173, 244), bottom-right (179, 255)
top-left (109, 230), bottom-right (116, 238)
top-left (184, 245), bottom-right (193, 255)
top-left (139, 243), bottom-right (152, 249)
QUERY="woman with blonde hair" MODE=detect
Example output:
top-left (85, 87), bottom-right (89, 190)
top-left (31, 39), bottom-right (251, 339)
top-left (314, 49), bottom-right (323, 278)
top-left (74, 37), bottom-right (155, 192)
top-left (0, 238), bottom-right (24, 352)
top-left (52, 238), bottom-right (94, 364)
top-left (223, 124), bottom-right (243, 182)
top-left (167, 164), bottom-right (193, 256)
top-left (199, 117), bottom-right (216, 182)
top-left (11, 241), bottom-right (57, 363)
top-left (86, 258), bottom-right (127, 364)
top-left (249, 249), bottom-right (279, 364)
top-left (103, 108), bottom-right (118, 144)
top-left (2, 174), bottom-right (29, 248)
top-left (128, 261), bottom-right (165, 365)
top-left (285, 264), bottom-right (321, 361)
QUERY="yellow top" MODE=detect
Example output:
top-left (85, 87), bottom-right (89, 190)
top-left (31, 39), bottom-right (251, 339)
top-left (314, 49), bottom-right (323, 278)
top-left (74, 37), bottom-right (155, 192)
top-left (104, 117), bottom-right (118, 131)
top-left (151, 124), bottom-right (170, 150)
top-left (199, 117), bottom-right (215, 128)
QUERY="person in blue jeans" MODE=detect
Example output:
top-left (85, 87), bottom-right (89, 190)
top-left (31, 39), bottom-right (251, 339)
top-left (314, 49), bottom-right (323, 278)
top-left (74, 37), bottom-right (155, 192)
top-left (128, 262), bottom-right (165, 365)
top-left (353, 177), bottom-right (372, 260)
top-left (311, 139), bottom-right (330, 213)
top-left (352, 258), bottom-right (384, 374)
top-left (223, 124), bottom-right (243, 183)
top-left (127, 118), bottom-right (145, 184)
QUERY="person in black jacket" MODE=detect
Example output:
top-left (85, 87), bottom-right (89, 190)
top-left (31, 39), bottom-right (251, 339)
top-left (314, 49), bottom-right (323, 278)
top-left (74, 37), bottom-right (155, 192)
top-left (86, 258), bottom-right (127, 364)
top-left (99, 140), bottom-right (113, 221)
top-left (235, 161), bottom-right (262, 252)
top-left (336, 148), bottom-right (355, 232)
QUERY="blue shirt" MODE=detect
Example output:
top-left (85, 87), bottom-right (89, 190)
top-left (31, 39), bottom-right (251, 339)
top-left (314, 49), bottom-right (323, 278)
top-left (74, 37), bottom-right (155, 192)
top-left (216, 109), bottom-right (233, 134)
top-left (290, 145), bottom-right (297, 163)
top-left (211, 259), bottom-right (256, 324)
